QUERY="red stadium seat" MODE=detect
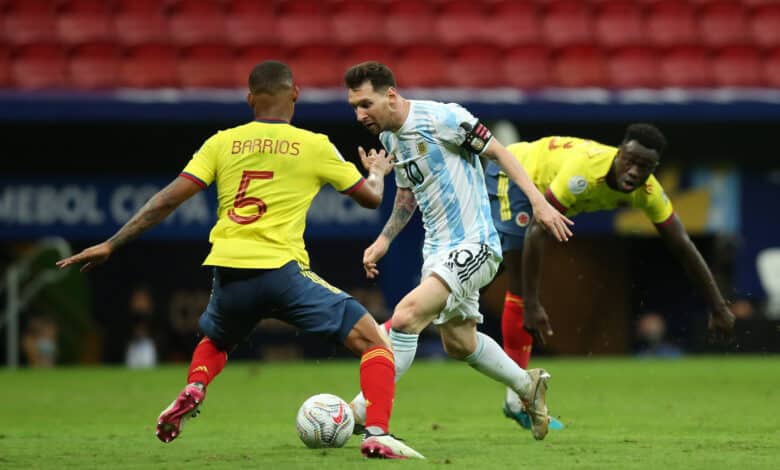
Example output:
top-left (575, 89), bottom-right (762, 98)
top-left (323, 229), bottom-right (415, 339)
top-left (434, 0), bottom-right (488, 46)
top-left (484, 1), bottom-right (541, 48)
top-left (659, 45), bottom-right (714, 87)
top-left (114, 6), bottom-right (169, 46)
top-left (541, 0), bottom-right (593, 48)
top-left (2, 0), bottom-right (58, 45)
top-left (383, 0), bottom-right (437, 46)
top-left (394, 44), bottom-right (449, 87)
top-left (178, 44), bottom-right (235, 88)
top-left (277, 0), bottom-right (332, 48)
top-left (593, 0), bottom-right (644, 48)
top-left (56, 0), bottom-right (114, 45)
top-left (763, 47), bottom-right (780, 88)
top-left (447, 44), bottom-right (502, 87)
top-left (168, 0), bottom-right (227, 46)
top-left (233, 45), bottom-right (286, 87)
top-left (225, 0), bottom-right (278, 46)
top-left (286, 45), bottom-right (343, 87)
top-left (698, 1), bottom-right (749, 47)
top-left (646, 0), bottom-right (698, 47)
top-left (749, 4), bottom-right (780, 48)
top-left (120, 43), bottom-right (179, 88)
top-left (712, 46), bottom-right (762, 87)
top-left (0, 45), bottom-right (11, 88)
top-left (329, 0), bottom-right (386, 45)
top-left (340, 44), bottom-right (398, 75)
top-left (552, 45), bottom-right (609, 87)
top-left (607, 46), bottom-right (660, 88)
top-left (501, 45), bottom-right (551, 89)
top-left (114, 0), bottom-right (163, 12)
top-left (11, 43), bottom-right (68, 89)
top-left (68, 42), bottom-right (120, 89)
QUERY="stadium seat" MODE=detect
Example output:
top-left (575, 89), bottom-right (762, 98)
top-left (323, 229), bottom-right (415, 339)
top-left (551, 45), bottom-right (609, 87)
top-left (340, 44), bottom-right (398, 75)
top-left (383, 0), bottom-right (437, 46)
top-left (749, 4), bottom-right (780, 48)
top-left (11, 43), bottom-right (68, 89)
top-left (178, 44), bottom-right (235, 88)
top-left (607, 46), bottom-right (660, 88)
top-left (68, 42), bottom-right (120, 89)
top-left (762, 47), bottom-right (780, 88)
top-left (286, 45), bottom-right (343, 87)
top-left (276, 0), bottom-right (332, 48)
top-left (698, 1), bottom-right (749, 47)
top-left (0, 45), bottom-right (11, 88)
top-left (645, 0), bottom-right (698, 47)
top-left (329, 0), bottom-right (386, 45)
top-left (541, 0), bottom-right (593, 47)
top-left (659, 45), bottom-right (714, 87)
top-left (168, 0), bottom-right (227, 46)
top-left (114, 3), bottom-right (170, 46)
top-left (394, 44), bottom-right (449, 87)
top-left (712, 45), bottom-right (762, 87)
top-left (434, 0), bottom-right (488, 46)
top-left (593, 0), bottom-right (644, 48)
top-left (225, 0), bottom-right (278, 46)
top-left (447, 44), bottom-right (502, 88)
top-left (501, 44), bottom-right (551, 89)
top-left (233, 45), bottom-right (286, 87)
top-left (484, 1), bottom-right (541, 48)
top-left (2, 0), bottom-right (58, 45)
top-left (120, 43), bottom-right (179, 88)
top-left (56, 0), bottom-right (114, 45)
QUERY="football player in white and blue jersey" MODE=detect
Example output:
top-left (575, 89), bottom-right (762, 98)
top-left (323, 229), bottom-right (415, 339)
top-left (344, 62), bottom-right (573, 441)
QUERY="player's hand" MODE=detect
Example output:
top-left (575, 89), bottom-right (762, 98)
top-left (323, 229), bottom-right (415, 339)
top-left (363, 236), bottom-right (390, 279)
top-left (55, 241), bottom-right (113, 273)
top-left (524, 302), bottom-right (554, 345)
top-left (707, 305), bottom-right (736, 344)
top-left (532, 199), bottom-right (574, 242)
top-left (358, 146), bottom-right (395, 176)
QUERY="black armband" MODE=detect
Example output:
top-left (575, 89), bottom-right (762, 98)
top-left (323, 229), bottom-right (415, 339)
top-left (460, 121), bottom-right (493, 154)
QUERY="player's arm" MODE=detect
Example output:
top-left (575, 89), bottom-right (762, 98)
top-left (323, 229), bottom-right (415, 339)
top-left (362, 187), bottom-right (418, 279)
top-left (55, 176), bottom-right (202, 272)
top-left (521, 216), bottom-right (557, 342)
top-left (349, 146), bottom-right (395, 209)
top-left (655, 214), bottom-right (735, 342)
top-left (481, 138), bottom-right (573, 242)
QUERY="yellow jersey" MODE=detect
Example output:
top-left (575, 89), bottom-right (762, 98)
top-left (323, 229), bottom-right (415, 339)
top-left (181, 119), bottom-right (364, 269)
top-left (506, 136), bottom-right (673, 224)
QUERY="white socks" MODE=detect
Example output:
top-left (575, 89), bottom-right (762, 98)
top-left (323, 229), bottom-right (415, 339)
top-left (351, 328), bottom-right (419, 425)
top-left (464, 332), bottom-right (531, 399)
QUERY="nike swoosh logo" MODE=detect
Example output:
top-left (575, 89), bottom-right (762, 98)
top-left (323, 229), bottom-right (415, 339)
top-left (332, 402), bottom-right (344, 424)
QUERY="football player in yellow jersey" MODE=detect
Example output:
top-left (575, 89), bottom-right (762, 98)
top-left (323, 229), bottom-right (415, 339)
top-left (484, 123), bottom-right (735, 431)
top-left (56, 61), bottom-right (424, 459)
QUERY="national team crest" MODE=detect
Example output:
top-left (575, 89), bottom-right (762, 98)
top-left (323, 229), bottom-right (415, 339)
top-left (416, 141), bottom-right (427, 155)
top-left (515, 211), bottom-right (530, 227)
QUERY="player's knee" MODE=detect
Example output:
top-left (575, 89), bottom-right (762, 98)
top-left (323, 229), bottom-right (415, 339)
top-left (391, 303), bottom-right (424, 334)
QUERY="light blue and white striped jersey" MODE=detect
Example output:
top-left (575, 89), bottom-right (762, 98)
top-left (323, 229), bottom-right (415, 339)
top-left (379, 100), bottom-right (502, 259)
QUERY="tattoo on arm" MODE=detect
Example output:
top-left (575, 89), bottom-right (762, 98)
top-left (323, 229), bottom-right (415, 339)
top-left (380, 188), bottom-right (417, 241)
top-left (108, 184), bottom-right (183, 248)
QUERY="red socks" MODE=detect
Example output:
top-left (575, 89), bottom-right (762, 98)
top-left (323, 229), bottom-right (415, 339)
top-left (501, 291), bottom-right (533, 369)
top-left (360, 346), bottom-right (395, 433)
top-left (187, 337), bottom-right (228, 388)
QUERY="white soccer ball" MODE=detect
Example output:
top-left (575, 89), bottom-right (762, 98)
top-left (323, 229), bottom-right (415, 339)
top-left (296, 393), bottom-right (355, 448)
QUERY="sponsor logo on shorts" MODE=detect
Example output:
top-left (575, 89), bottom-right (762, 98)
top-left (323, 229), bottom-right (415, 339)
top-left (445, 245), bottom-right (491, 283)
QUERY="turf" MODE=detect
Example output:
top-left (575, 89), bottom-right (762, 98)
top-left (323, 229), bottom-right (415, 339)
top-left (1, 356), bottom-right (779, 469)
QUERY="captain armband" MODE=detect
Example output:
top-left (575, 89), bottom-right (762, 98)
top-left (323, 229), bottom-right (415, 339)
top-left (459, 121), bottom-right (494, 154)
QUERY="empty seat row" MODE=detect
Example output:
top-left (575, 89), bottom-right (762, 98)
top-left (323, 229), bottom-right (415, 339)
top-left (2, 42), bottom-right (779, 90)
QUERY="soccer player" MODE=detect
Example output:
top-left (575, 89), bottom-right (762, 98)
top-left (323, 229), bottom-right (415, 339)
top-left (343, 62), bottom-right (574, 441)
top-left (55, 61), bottom-right (423, 460)
top-left (484, 124), bottom-right (736, 429)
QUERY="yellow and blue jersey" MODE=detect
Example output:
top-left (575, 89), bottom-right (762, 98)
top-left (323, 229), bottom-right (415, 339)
top-left (181, 119), bottom-right (364, 269)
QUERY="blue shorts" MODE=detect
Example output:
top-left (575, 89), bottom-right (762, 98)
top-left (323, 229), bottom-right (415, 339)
top-left (198, 261), bottom-right (366, 349)
top-left (485, 160), bottom-right (533, 252)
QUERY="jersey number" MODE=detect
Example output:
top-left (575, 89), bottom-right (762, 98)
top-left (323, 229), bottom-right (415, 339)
top-left (402, 161), bottom-right (425, 185)
top-left (228, 170), bottom-right (274, 224)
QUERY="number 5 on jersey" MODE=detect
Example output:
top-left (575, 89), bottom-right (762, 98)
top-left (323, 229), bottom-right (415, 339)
top-left (228, 170), bottom-right (274, 224)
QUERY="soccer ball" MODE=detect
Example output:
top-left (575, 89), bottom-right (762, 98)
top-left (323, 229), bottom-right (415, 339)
top-left (295, 393), bottom-right (355, 448)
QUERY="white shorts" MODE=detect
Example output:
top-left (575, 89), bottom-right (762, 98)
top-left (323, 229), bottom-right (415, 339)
top-left (421, 243), bottom-right (501, 325)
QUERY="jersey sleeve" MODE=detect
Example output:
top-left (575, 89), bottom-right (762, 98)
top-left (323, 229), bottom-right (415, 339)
top-left (180, 132), bottom-right (220, 188)
top-left (437, 103), bottom-right (481, 147)
top-left (637, 175), bottom-right (675, 225)
top-left (545, 154), bottom-right (590, 213)
top-left (316, 138), bottom-right (365, 194)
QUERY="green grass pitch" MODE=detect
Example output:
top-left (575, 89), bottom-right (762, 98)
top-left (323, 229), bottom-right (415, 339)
top-left (2, 356), bottom-right (779, 469)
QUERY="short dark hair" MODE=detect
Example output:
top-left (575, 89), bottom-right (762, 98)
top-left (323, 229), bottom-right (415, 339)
top-left (623, 123), bottom-right (667, 156)
top-left (248, 61), bottom-right (293, 95)
top-left (344, 61), bottom-right (396, 91)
